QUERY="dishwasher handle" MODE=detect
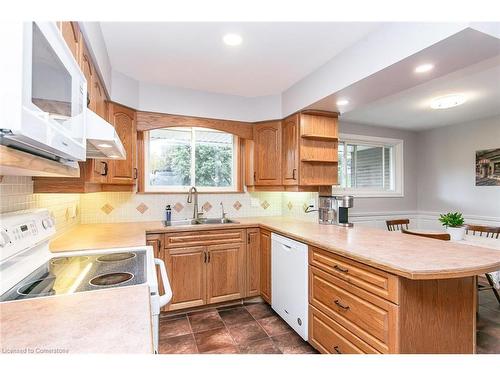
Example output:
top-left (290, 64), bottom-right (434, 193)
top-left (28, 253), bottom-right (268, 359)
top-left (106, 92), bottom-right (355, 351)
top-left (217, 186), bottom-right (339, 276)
top-left (154, 257), bottom-right (172, 307)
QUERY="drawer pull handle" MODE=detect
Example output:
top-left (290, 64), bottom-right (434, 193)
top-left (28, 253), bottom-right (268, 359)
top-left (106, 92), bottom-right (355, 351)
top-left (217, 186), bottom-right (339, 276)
top-left (334, 299), bottom-right (350, 310)
top-left (333, 264), bottom-right (348, 273)
top-left (333, 345), bottom-right (342, 354)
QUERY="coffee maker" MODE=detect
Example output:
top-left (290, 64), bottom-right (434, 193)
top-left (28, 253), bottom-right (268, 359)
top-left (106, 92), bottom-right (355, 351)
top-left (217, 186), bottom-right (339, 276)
top-left (318, 195), bottom-right (354, 227)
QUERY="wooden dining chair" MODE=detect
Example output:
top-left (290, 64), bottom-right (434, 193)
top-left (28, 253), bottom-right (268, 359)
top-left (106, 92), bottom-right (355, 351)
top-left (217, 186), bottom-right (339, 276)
top-left (386, 219), bottom-right (410, 231)
top-left (401, 228), bottom-right (450, 241)
top-left (465, 224), bottom-right (500, 305)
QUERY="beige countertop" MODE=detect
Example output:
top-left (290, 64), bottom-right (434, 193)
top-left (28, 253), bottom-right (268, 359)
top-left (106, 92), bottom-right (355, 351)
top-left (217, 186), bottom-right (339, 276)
top-left (0, 285), bottom-right (154, 354)
top-left (49, 217), bottom-right (500, 280)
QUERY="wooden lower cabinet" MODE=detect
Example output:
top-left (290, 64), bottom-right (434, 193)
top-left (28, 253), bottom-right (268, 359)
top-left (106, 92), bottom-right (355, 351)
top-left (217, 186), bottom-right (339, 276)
top-left (246, 228), bottom-right (260, 297)
top-left (165, 246), bottom-right (207, 311)
top-left (308, 246), bottom-right (478, 354)
top-left (309, 306), bottom-right (379, 354)
top-left (206, 243), bottom-right (245, 304)
top-left (159, 229), bottom-right (248, 312)
top-left (259, 229), bottom-right (272, 304)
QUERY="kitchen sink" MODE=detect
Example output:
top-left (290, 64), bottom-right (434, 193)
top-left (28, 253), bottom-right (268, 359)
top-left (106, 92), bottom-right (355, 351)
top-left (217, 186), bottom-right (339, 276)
top-left (164, 218), bottom-right (238, 226)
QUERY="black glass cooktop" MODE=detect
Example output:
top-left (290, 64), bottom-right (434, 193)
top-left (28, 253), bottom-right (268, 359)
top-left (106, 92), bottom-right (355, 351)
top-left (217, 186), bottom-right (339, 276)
top-left (0, 251), bottom-right (146, 302)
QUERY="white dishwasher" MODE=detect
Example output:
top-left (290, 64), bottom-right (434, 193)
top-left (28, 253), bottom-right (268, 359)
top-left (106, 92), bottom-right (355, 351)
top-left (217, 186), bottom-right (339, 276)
top-left (271, 233), bottom-right (309, 340)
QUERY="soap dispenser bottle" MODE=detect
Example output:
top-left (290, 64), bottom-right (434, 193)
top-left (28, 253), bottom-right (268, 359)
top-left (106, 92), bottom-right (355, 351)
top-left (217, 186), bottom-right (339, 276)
top-left (165, 205), bottom-right (172, 223)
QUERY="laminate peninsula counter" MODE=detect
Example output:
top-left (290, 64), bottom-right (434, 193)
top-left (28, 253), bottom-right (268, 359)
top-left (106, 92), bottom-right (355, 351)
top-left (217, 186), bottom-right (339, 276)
top-left (47, 216), bottom-right (500, 354)
top-left (50, 217), bottom-right (500, 280)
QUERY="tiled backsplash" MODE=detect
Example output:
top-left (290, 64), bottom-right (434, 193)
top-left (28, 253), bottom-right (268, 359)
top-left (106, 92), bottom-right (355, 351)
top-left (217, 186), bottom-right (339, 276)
top-left (0, 176), bottom-right (80, 234)
top-left (0, 176), bottom-right (319, 233)
top-left (79, 191), bottom-right (285, 223)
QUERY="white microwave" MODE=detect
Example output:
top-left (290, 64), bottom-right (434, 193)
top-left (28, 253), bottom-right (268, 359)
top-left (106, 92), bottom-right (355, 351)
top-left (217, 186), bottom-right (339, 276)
top-left (0, 22), bottom-right (87, 163)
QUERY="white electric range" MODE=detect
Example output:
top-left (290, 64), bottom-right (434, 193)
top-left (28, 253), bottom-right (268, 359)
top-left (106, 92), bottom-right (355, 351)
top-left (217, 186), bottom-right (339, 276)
top-left (0, 209), bottom-right (172, 353)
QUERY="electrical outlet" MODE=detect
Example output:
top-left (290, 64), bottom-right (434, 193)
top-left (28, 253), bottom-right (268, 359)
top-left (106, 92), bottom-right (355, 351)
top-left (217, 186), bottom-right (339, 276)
top-left (308, 199), bottom-right (317, 210)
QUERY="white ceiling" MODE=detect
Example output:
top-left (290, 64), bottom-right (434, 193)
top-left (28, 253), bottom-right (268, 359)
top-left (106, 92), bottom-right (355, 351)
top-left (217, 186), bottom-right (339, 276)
top-left (340, 58), bottom-right (500, 130)
top-left (99, 22), bottom-right (381, 97)
top-left (308, 28), bottom-right (500, 130)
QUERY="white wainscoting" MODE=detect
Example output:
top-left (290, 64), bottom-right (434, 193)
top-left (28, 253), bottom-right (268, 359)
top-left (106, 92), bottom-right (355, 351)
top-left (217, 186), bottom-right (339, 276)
top-left (349, 211), bottom-right (500, 231)
top-left (349, 211), bottom-right (419, 230)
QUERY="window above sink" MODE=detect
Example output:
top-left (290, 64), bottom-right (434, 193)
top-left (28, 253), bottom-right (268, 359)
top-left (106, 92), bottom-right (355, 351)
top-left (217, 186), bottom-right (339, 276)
top-left (144, 127), bottom-right (240, 193)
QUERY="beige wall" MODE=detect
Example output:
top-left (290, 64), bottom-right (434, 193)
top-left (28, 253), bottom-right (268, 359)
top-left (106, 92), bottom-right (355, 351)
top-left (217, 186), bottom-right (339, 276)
top-left (417, 115), bottom-right (500, 219)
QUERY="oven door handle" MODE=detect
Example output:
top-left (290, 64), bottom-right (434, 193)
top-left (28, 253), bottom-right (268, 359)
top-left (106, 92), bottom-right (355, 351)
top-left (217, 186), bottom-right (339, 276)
top-left (154, 258), bottom-right (172, 308)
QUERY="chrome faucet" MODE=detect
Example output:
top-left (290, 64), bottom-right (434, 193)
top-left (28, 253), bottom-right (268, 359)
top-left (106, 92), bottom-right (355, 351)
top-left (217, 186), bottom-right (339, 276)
top-left (220, 202), bottom-right (227, 220)
top-left (187, 186), bottom-right (203, 220)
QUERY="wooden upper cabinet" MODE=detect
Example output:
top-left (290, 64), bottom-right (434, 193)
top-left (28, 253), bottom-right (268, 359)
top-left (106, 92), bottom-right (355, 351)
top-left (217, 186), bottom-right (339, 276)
top-left (253, 121), bottom-right (282, 185)
top-left (206, 243), bottom-right (246, 304)
top-left (59, 22), bottom-right (81, 63)
top-left (93, 75), bottom-right (107, 119)
top-left (107, 102), bottom-right (137, 184)
top-left (282, 114), bottom-right (300, 186)
top-left (80, 42), bottom-right (94, 111)
top-left (299, 113), bottom-right (339, 186)
top-left (260, 229), bottom-right (272, 304)
top-left (246, 228), bottom-right (260, 297)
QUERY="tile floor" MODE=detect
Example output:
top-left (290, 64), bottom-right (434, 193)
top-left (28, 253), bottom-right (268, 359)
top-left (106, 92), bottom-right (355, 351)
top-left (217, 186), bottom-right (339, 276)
top-left (158, 302), bottom-right (317, 354)
top-left (477, 290), bottom-right (500, 354)
top-left (159, 293), bottom-right (499, 354)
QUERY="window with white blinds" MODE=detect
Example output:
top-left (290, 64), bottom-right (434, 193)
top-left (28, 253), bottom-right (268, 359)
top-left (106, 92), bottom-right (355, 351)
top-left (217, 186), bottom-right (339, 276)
top-left (336, 134), bottom-right (404, 197)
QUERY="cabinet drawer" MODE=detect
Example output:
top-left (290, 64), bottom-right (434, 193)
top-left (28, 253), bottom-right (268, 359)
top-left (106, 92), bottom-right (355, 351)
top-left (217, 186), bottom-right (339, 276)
top-left (164, 229), bottom-right (245, 248)
top-left (309, 266), bottom-right (398, 353)
top-left (309, 246), bottom-right (399, 303)
top-left (309, 305), bottom-right (379, 354)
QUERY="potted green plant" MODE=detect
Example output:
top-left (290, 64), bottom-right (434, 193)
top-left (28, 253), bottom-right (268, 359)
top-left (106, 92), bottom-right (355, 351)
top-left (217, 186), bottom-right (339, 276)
top-left (438, 212), bottom-right (465, 240)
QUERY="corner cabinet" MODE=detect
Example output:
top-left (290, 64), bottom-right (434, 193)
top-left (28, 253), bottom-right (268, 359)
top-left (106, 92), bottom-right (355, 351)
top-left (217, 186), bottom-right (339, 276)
top-left (253, 121), bottom-right (282, 186)
top-left (106, 103), bottom-right (137, 185)
top-left (247, 111), bottom-right (339, 191)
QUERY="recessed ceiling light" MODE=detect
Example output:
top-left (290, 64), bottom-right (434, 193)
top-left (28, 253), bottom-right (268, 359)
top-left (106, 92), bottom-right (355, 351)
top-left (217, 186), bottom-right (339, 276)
top-left (109, 155), bottom-right (119, 158)
top-left (430, 94), bottom-right (467, 109)
top-left (336, 99), bottom-right (349, 106)
top-left (97, 144), bottom-right (112, 148)
top-left (415, 63), bottom-right (434, 73)
top-left (223, 33), bottom-right (243, 46)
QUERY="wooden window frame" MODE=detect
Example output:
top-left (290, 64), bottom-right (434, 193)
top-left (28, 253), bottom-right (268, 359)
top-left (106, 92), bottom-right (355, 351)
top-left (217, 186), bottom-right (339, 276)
top-left (137, 128), bottom-right (244, 194)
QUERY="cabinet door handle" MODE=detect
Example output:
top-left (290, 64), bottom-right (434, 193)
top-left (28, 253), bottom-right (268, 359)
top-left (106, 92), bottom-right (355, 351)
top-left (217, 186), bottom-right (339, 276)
top-left (101, 161), bottom-right (108, 176)
top-left (134, 168), bottom-right (138, 179)
top-left (333, 345), bottom-right (342, 354)
top-left (204, 252), bottom-right (207, 263)
top-left (207, 252), bottom-right (211, 263)
top-left (333, 264), bottom-right (348, 273)
top-left (292, 168), bottom-right (297, 180)
top-left (247, 233), bottom-right (250, 244)
top-left (334, 299), bottom-right (350, 311)
top-left (253, 171), bottom-right (256, 182)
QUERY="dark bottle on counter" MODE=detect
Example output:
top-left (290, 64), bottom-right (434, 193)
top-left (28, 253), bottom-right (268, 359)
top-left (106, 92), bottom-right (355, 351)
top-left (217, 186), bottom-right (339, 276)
top-left (165, 205), bottom-right (172, 222)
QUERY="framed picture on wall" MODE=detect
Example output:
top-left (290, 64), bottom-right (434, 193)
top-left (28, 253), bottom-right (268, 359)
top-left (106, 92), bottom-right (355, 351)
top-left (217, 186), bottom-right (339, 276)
top-left (476, 148), bottom-right (500, 186)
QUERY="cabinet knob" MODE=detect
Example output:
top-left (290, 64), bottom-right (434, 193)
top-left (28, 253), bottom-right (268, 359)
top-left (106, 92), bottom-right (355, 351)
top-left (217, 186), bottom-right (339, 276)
top-left (333, 345), bottom-right (342, 354)
top-left (333, 299), bottom-right (350, 311)
top-left (333, 264), bottom-right (348, 273)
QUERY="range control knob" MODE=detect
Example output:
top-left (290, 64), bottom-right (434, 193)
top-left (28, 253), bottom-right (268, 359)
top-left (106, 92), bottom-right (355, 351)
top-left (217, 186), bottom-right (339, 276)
top-left (0, 230), bottom-right (11, 248)
top-left (42, 219), bottom-right (50, 229)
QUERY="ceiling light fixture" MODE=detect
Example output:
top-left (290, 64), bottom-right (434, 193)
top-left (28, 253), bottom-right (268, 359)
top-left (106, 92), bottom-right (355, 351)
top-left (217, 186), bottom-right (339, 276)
top-left (430, 94), bottom-right (467, 109)
top-left (336, 99), bottom-right (349, 106)
top-left (97, 144), bottom-right (112, 148)
top-left (415, 63), bottom-right (434, 73)
top-left (223, 33), bottom-right (243, 46)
